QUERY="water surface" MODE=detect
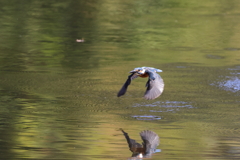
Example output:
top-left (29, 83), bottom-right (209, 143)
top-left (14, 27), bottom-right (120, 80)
top-left (0, 0), bottom-right (240, 159)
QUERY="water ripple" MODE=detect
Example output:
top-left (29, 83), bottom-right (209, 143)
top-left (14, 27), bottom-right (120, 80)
top-left (131, 101), bottom-right (193, 120)
top-left (133, 101), bottom-right (194, 109)
top-left (132, 115), bottom-right (161, 121)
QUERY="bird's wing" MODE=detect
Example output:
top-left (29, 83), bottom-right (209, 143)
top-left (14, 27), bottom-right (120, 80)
top-left (131, 74), bottom-right (139, 80)
top-left (120, 129), bottom-right (142, 152)
top-left (140, 130), bottom-right (160, 155)
top-left (144, 70), bottom-right (164, 100)
top-left (117, 73), bottom-right (138, 97)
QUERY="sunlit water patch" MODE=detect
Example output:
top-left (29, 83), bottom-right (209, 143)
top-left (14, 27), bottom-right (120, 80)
top-left (218, 77), bottom-right (240, 92)
top-left (211, 66), bottom-right (240, 93)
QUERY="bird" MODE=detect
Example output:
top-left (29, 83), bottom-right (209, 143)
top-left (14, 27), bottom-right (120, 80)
top-left (120, 129), bottom-right (160, 158)
top-left (117, 67), bottom-right (164, 100)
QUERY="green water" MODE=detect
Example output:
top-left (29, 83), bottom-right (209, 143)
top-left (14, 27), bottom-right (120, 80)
top-left (0, 0), bottom-right (240, 159)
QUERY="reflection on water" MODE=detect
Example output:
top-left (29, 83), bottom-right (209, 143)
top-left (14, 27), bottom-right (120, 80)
top-left (120, 129), bottom-right (160, 159)
top-left (205, 137), bottom-right (240, 159)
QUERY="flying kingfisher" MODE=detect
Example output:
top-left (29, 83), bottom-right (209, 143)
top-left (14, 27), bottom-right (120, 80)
top-left (120, 129), bottom-right (160, 158)
top-left (117, 67), bottom-right (164, 100)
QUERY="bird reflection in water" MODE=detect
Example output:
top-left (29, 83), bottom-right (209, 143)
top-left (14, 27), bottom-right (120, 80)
top-left (117, 67), bottom-right (164, 100)
top-left (120, 129), bottom-right (160, 159)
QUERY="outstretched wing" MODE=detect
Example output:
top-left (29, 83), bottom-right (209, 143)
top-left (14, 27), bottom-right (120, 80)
top-left (120, 129), bottom-right (142, 152)
top-left (144, 70), bottom-right (164, 100)
top-left (140, 130), bottom-right (160, 155)
top-left (117, 73), bottom-right (138, 97)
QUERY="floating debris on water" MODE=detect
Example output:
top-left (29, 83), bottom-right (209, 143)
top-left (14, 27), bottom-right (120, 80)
top-left (76, 38), bottom-right (84, 42)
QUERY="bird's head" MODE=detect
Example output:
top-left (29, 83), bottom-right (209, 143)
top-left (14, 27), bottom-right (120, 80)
top-left (130, 67), bottom-right (146, 75)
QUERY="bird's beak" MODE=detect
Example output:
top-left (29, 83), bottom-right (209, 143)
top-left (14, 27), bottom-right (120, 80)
top-left (129, 69), bottom-right (137, 73)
